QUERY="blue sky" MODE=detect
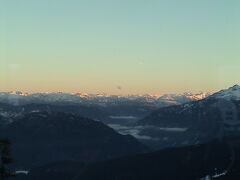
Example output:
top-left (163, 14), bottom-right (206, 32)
top-left (0, 0), bottom-right (239, 94)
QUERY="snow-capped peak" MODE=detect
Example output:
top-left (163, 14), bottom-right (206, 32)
top-left (0, 91), bottom-right (210, 106)
top-left (156, 92), bottom-right (210, 105)
top-left (8, 91), bottom-right (28, 96)
top-left (209, 85), bottom-right (240, 100)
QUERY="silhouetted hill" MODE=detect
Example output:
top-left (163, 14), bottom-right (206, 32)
top-left (76, 140), bottom-right (234, 180)
top-left (0, 111), bottom-right (147, 169)
top-left (15, 138), bottom-right (240, 180)
top-left (0, 102), bottom-right (109, 122)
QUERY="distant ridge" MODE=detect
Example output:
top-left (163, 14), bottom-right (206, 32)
top-left (0, 91), bottom-right (210, 106)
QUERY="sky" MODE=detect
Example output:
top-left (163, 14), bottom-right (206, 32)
top-left (0, 0), bottom-right (239, 94)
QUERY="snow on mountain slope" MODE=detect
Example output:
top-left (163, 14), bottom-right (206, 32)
top-left (1, 85), bottom-right (239, 106)
top-left (208, 85), bottom-right (240, 100)
top-left (0, 91), bottom-right (209, 106)
top-left (156, 92), bottom-right (210, 105)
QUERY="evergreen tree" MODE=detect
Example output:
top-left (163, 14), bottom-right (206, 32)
top-left (0, 139), bottom-right (13, 180)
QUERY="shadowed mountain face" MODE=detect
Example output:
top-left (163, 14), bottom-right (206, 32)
top-left (139, 85), bottom-right (240, 128)
top-left (0, 103), bottom-right (109, 122)
top-left (0, 102), bottom-right (159, 125)
top-left (76, 139), bottom-right (240, 180)
top-left (134, 86), bottom-right (240, 150)
top-left (13, 138), bottom-right (240, 180)
top-left (0, 111), bottom-right (147, 169)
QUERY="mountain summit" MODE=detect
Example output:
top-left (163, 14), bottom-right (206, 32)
top-left (208, 84), bottom-right (240, 100)
top-left (137, 85), bottom-right (240, 149)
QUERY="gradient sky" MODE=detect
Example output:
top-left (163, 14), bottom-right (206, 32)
top-left (0, 0), bottom-right (239, 94)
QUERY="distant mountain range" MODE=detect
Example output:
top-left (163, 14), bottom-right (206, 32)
top-left (0, 91), bottom-right (210, 106)
top-left (0, 91), bottom-right (211, 126)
